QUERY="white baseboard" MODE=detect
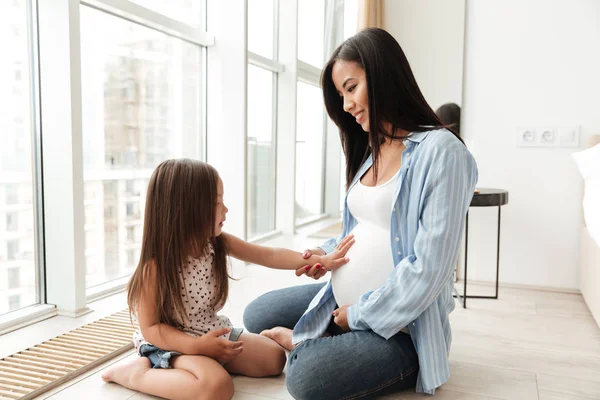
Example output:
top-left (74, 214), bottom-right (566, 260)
top-left (456, 279), bottom-right (581, 295)
top-left (0, 304), bottom-right (58, 335)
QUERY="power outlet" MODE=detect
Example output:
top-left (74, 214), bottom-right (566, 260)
top-left (516, 126), bottom-right (580, 148)
top-left (516, 128), bottom-right (537, 147)
top-left (539, 127), bottom-right (556, 145)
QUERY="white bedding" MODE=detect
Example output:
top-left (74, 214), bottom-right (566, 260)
top-left (576, 137), bottom-right (600, 329)
top-left (573, 143), bottom-right (600, 247)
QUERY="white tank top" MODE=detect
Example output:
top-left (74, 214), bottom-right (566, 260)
top-left (332, 169), bottom-right (399, 308)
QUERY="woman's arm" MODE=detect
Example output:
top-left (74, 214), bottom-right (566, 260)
top-left (137, 261), bottom-right (242, 363)
top-left (223, 232), bottom-right (353, 271)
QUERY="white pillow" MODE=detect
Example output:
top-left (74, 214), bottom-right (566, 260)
top-left (573, 143), bottom-right (600, 247)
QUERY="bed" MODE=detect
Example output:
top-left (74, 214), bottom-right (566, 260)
top-left (577, 134), bottom-right (600, 328)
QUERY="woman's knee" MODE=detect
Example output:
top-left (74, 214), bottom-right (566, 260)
top-left (285, 348), bottom-right (325, 400)
top-left (242, 294), bottom-right (271, 333)
top-left (286, 370), bottom-right (323, 399)
top-left (243, 284), bottom-right (325, 334)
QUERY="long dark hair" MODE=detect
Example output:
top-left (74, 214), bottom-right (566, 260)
top-left (128, 159), bottom-right (229, 328)
top-left (435, 103), bottom-right (461, 137)
top-left (322, 28), bottom-right (461, 188)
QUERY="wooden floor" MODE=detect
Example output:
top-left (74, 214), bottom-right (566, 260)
top-left (16, 233), bottom-right (600, 400)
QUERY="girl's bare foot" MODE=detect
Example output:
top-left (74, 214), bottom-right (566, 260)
top-left (101, 357), bottom-right (149, 389)
top-left (260, 327), bottom-right (294, 351)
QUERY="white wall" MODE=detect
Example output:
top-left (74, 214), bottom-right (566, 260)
top-left (462, 0), bottom-right (600, 289)
top-left (383, 0), bottom-right (600, 290)
top-left (383, 0), bottom-right (466, 110)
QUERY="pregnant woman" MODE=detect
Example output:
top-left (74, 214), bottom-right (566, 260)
top-left (243, 28), bottom-right (478, 399)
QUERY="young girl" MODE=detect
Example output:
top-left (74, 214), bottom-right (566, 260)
top-left (101, 159), bottom-right (353, 400)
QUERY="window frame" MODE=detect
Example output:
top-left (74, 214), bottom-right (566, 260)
top-left (0, 0), bottom-right (47, 328)
top-left (294, 67), bottom-right (328, 228)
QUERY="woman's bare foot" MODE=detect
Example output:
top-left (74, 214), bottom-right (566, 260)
top-left (260, 327), bottom-right (294, 351)
top-left (101, 357), bottom-right (149, 389)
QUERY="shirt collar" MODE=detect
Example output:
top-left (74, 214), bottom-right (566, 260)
top-left (352, 129), bottom-right (434, 188)
top-left (404, 129), bottom-right (433, 144)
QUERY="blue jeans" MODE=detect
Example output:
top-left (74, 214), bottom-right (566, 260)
top-left (243, 283), bottom-right (419, 400)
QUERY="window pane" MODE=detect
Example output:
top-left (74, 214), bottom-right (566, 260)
top-left (8, 295), bottom-right (21, 312)
top-left (295, 82), bottom-right (325, 224)
top-left (81, 7), bottom-right (202, 289)
top-left (0, 0), bottom-right (39, 316)
top-left (343, 0), bottom-right (358, 39)
top-left (298, 0), bottom-right (325, 67)
top-left (248, 0), bottom-right (275, 59)
top-left (8, 267), bottom-right (20, 289)
top-left (130, 0), bottom-right (203, 28)
top-left (6, 212), bottom-right (18, 232)
top-left (247, 65), bottom-right (276, 238)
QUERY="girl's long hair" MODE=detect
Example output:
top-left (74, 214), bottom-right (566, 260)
top-left (321, 28), bottom-right (462, 189)
top-left (127, 159), bottom-right (229, 327)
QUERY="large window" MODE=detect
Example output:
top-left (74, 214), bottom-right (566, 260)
top-left (246, 65), bottom-right (277, 238)
top-left (344, 0), bottom-right (359, 40)
top-left (248, 0), bottom-right (276, 59)
top-left (295, 81), bottom-right (325, 224)
top-left (298, 0), bottom-right (325, 67)
top-left (247, 0), bottom-right (279, 239)
top-left (80, 6), bottom-right (203, 289)
top-left (0, 0), bottom-right (41, 316)
top-left (8, 267), bottom-right (20, 290)
top-left (0, 0), bottom-right (352, 330)
top-left (295, 0), bottom-right (334, 226)
top-left (130, 0), bottom-right (204, 27)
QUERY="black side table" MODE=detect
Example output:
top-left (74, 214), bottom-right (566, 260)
top-left (454, 188), bottom-right (509, 308)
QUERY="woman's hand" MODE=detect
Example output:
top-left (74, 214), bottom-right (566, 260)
top-left (295, 234), bottom-right (355, 280)
top-left (195, 328), bottom-right (243, 364)
top-left (333, 305), bottom-right (350, 331)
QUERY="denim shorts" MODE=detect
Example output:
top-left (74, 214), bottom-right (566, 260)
top-left (140, 327), bottom-right (244, 369)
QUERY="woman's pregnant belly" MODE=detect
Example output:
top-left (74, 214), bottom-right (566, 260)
top-left (331, 223), bottom-right (395, 306)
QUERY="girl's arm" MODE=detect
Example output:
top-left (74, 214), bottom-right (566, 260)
top-left (136, 261), bottom-right (242, 363)
top-left (223, 232), bottom-right (354, 271)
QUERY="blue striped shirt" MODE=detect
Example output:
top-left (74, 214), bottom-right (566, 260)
top-left (292, 128), bottom-right (478, 395)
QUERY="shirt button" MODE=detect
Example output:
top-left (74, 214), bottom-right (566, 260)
top-left (413, 322), bottom-right (416, 326)
top-left (397, 251), bottom-right (401, 255)
top-left (395, 237), bottom-right (400, 242)
top-left (393, 207), bottom-right (396, 212)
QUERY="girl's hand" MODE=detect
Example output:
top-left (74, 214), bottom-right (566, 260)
top-left (301, 247), bottom-right (326, 259)
top-left (295, 234), bottom-right (354, 280)
top-left (320, 234), bottom-right (354, 271)
top-left (196, 328), bottom-right (243, 364)
top-left (332, 305), bottom-right (350, 331)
